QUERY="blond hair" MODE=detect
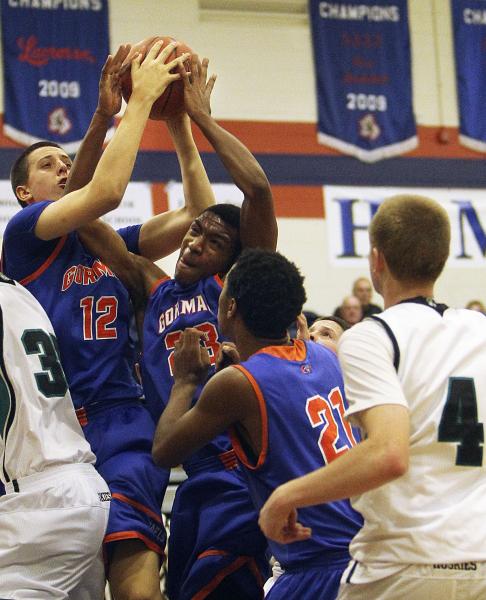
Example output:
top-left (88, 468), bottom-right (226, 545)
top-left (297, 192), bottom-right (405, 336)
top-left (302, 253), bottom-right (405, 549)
top-left (369, 195), bottom-right (450, 283)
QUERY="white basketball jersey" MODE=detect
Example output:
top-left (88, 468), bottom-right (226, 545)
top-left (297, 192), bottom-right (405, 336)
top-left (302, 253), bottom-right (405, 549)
top-left (338, 299), bottom-right (486, 572)
top-left (0, 275), bottom-right (95, 484)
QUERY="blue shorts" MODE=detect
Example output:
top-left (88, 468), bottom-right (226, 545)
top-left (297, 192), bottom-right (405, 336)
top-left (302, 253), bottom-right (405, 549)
top-left (78, 399), bottom-right (169, 561)
top-left (267, 557), bottom-right (350, 600)
top-left (167, 454), bottom-right (269, 600)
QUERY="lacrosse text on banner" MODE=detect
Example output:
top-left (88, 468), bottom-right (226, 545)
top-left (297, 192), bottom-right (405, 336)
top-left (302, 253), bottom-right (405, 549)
top-left (1, 0), bottom-right (110, 152)
top-left (309, 1), bottom-right (417, 162)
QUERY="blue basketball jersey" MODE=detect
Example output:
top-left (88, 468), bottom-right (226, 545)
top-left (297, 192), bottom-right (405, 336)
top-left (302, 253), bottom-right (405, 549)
top-left (141, 274), bottom-right (232, 463)
top-left (2, 201), bottom-right (142, 409)
top-left (231, 340), bottom-right (363, 569)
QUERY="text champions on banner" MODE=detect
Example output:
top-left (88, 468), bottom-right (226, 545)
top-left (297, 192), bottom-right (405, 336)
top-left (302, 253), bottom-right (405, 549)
top-left (1, 0), bottom-right (111, 152)
top-left (325, 186), bottom-right (486, 267)
top-left (451, 0), bottom-right (486, 153)
top-left (309, 1), bottom-right (417, 162)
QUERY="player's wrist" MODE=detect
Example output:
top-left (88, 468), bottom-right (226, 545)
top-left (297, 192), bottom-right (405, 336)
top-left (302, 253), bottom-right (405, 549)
top-left (172, 377), bottom-right (200, 391)
top-left (94, 107), bottom-right (114, 121)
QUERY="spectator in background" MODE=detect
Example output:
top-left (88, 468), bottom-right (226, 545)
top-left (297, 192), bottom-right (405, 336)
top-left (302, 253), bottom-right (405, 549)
top-left (465, 299), bottom-right (486, 314)
top-left (352, 276), bottom-right (382, 317)
top-left (337, 295), bottom-right (363, 326)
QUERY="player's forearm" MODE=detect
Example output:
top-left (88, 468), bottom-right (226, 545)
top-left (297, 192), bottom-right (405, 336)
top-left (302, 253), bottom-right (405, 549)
top-left (168, 116), bottom-right (216, 217)
top-left (78, 220), bottom-right (143, 294)
top-left (270, 436), bottom-right (407, 511)
top-left (89, 96), bottom-right (151, 203)
top-left (64, 110), bottom-right (112, 195)
top-left (191, 112), bottom-right (270, 201)
top-left (152, 380), bottom-right (199, 467)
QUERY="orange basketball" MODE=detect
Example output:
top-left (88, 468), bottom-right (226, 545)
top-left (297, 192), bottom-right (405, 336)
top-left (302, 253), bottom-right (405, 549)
top-left (120, 35), bottom-right (192, 120)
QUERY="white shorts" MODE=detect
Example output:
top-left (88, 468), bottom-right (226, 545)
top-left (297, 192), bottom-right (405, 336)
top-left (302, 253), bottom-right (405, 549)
top-left (0, 463), bottom-right (111, 600)
top-left (338, 562), bottom-right (486, 600)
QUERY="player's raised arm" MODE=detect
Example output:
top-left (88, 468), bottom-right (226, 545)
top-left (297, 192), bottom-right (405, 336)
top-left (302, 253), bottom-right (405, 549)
top-left (34, 41), bottom-right (190, 241)
top-left (78, 220), bottom-right (165, 306)
top-left (64, 44), bottom-right (131, 195)
top-left (137, 112), bottom-right (216, 261)
top-left (182, 55), bottom-right (278, 251)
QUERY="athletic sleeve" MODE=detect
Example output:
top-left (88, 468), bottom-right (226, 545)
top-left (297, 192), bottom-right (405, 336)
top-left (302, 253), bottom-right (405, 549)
top-left (2, 201), bottom-right (59, 281)
top-left (117, 224), bottom-right (142, 254)
top-left (337, 319), bottom-right (408, 426)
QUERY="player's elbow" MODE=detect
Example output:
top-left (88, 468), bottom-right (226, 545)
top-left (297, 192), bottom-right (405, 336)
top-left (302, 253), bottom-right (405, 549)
top-left (152, 440), bottom-right (179, 470)
top-left (379, 442), bottom-right (409, 481)
top-left (245, 173), bottom-right (271, 201)
top-left (88, 181), bottom-right (125, 215)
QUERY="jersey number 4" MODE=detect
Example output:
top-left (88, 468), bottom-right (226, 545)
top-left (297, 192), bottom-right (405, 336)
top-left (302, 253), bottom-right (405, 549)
top-left (306, 387), bottom-right (357, 464)
top-left (438, 377), bottom-right (484, 467)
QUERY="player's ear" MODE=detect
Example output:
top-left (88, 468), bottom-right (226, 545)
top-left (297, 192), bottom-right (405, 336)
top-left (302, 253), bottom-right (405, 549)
top-left (227, 297), bottom-right (237, 319)
top-left (369, 246), bottom-right (382, 274)
top-left (16, 185), bottom-right (34, 205)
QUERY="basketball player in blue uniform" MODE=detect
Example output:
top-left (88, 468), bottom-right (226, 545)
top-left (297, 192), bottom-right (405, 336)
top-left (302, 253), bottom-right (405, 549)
top-left (2, 42), bottom-right (213, 600)
top-left (78, 55), bottom-right (277, 599)
top-left (151, 249), bottom-right (363, 600)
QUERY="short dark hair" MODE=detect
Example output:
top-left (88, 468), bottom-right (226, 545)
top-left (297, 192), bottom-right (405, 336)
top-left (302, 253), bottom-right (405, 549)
top-left (227, 248), bottom-right (306, 339)
top-left (315, 314), bottom-right (351, 332)
top-left (10, 141), bottom-right (63, 207)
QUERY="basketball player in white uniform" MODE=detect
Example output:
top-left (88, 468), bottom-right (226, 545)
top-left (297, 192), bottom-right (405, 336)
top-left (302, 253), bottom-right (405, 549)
top-left (259, 194), bottom-right (486, 599)
top-left (0, 273), bottom-right (111, 599)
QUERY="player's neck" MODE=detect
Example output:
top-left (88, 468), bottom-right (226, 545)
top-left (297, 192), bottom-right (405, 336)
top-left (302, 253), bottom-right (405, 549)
top-left (234, 328), bottom-right (291, 362)
top-left (383, 279), bottom-right (435, 309)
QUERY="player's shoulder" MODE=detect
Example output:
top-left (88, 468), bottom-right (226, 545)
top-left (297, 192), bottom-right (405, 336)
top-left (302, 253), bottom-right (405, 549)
top-left (338, 316), bottom-right (393, 358)
top-left (4, 200), bottom-right (52, 237)
top-left (149, 274), bottom-right (173, 297)
top-left (444, 306), bottom-right (486, 330)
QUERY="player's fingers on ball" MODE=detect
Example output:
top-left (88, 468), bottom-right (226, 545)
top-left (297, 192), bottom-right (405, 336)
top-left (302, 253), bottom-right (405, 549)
top-left (200, 57), bottom-right (209, 79)
top-left (115, 44), bottom-right (131, 68)
top-left (167, 53), bottom-right (190, 73)
top-left (101, 54), bottom-right (113, 74)
top-left (112, 44), bottom-right (128, 65)
top-left (190, 54), bottom-right (201, 78)
top-left (206, 74), bottom-right (217, 96)
top-left (158, 40), bottom-right (178, 62)
top-left (146, 39), bottom-right (166, 62)
top-left (130, 52), bottom-right (143, 73)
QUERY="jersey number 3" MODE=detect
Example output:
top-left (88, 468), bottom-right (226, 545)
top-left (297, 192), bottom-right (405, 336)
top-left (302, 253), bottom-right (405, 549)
top-left (438, 377), bottom-right (484, 467)
top-left (165, 322), bottom-right (220, 377)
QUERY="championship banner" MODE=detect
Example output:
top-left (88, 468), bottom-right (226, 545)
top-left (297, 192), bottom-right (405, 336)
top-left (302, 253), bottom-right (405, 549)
top-left (309, 1), bottom-right (417, 162)
top-left (1, 0), bottom-right (111, 152)
top-left (451, 1), bottom-right (486, 152)
top-left (325, 186), bottom-right (486, 267)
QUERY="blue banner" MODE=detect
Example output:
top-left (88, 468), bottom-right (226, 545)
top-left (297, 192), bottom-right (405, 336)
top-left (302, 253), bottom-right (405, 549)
top-left (1, 0), bottom-right (110, 152)
top-left (451, 1), bottom-right (486, 152)
top-left (309, 1), bottom-right (417, 162)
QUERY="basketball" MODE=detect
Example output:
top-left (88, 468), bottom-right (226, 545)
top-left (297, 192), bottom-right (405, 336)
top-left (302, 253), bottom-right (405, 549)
top-left (120, 35), bottom-right (192, 120)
